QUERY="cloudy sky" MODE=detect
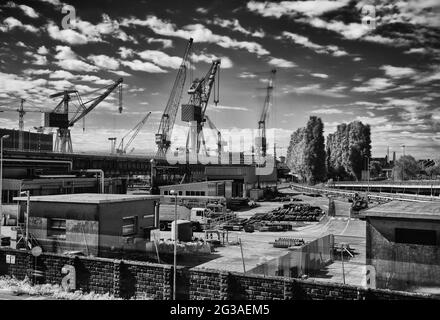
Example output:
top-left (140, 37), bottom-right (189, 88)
top-left (0, 0), bottom-right (439, 158)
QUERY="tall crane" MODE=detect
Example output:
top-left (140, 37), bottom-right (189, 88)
top-left (204, 114), bottom-right (225, 163)
top-left (182, 59), bottom-right (221, 156)
top-left (47, 78), bottom-right (123, 153)
top-left (156, 38), bottom-right (193, 158)
top-left (256, 69), bottom-right (276, 158)
top-left (0, 98), bottom-right (47, 150)
top-left (116, 111), bottom-right (152, 155)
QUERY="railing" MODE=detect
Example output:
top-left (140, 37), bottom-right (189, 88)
top-left (330, 180), bottom-right (440, 186)
top-left (290, 184), bottom-right (440, 203)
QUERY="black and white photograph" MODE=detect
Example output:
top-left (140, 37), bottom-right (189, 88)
top-left (0, 0), bottom-right (439, 308)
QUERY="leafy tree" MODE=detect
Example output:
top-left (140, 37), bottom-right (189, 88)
top-left (393, 155), bottom-right (421, 180)
top-left (326, 121), bottom-right (371, 181)
top-left (369, 161), bottom-right (382, 177)
top-left (304, 116), bottom-right (327, 184)
top-left (286, 117), bottom-right (326, 184)
top-left (425, 161), bottom-right (440, 179)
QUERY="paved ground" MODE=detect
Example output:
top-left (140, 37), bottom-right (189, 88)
top-left (161, 194), bottom-right (368, 287)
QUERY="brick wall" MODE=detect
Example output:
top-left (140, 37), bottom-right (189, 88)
top-left (0, 248), bottom-right (437, 300)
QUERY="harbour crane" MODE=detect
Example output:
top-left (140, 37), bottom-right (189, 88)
top-left (182, 59), bottom-right (221, 156)
top-left (116, 111), bottom-right (152, 155)
top-left (256, 69), bottom-right (276, 158)
top-left (0, 98), bottom-right (47, 150)
top-left (203, 114), bottom-right (225, 163)
top-left (156, 38), bottom-right (193, 158)
top-left (47, 78), bottom-right (123, 153)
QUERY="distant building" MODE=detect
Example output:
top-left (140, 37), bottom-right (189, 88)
top-left (365, 201), bottom-right (440, 293)
top-left (12, 193), bottom-right (161, 259)
top-left (159, 180), bottom-right (233, 202)
top-left (0, 128), bottom-right (53, 152)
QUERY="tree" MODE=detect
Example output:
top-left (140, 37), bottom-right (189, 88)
top-left (326, 121), bottom-right (371, 181)
top-left (304, 116), bottom-right (327, 184)
top-left (393, 155), bottom-right (421, 180)
top-left (369, 161), bottom-right (383, 177)
top-left (286, 116), bottom-right (327, 184)
top-left (425, 161), bottom-right (440, 179)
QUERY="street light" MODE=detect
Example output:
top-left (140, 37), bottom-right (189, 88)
top-left (401, 144), bottom-right (406, 181)
top-left (20, 190), bottom-right (30, 249)
top-left (0, 134), bottom-right (10, 231)
top-left (169, 189), bottom-right (178, 300)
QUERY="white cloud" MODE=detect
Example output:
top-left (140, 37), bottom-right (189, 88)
top-left (191, 53), bottom-right (233, 68)
top-left (238, 72), bottom-right (257, 79)
top-left (118, 47), bottom-right (134, 59)
top-left (37, 46), bottom-right (49, 55)
top-left (0, 17), bottom-right (39, 33)
top-left (279, 31), bottom-right (348, 56)
top-left (146, 38), bottom-right (173, 48)
top-left (209, 18), bottom-right (265, 38)
top-left (247, 0), bottom-right (349, 18)
top-left (49, 70), bottom-right (76, 79)
top-left (380, 65), bottom-right (416, 78)
top-left (47, 22), bottom-right (90, 45)
top-left (121, 15), bottom-right (270, 56)
top-left (311, 73), bottom-right (329, 79)
top-left (18, 5), bottom-right (39, 18)
top-left (282, 84), bottom-right (346, 98)
top-left (121, 59), bottom-right (167, 73)
top-left (311, 108), bottom-right (347, 114)
top-left (137, 50), bottom-right (182, 69)
top-left (54, 46), bottom-right (98, 72)
top-left (23, 69), bottom-right (52, 75)
top-left (209, 104), bottom-right (250, 112)
top-left (87, 54), bottom-right (120, 70)
top-left (352, 78), bottom-right (394, 92)
top-left (24, 51), bottom-right (48, 66)
top-left (268, 57), bottom-right (296, 68)
top-left (109, 70), bottom-right (132, 77)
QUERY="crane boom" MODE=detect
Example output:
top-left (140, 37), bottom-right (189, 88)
top-left (69, 78), bottom-right (123, 126)
top-left (184, 59), bottom-right (221, 155)
top-left (257, 69), bottom-right (276, 157)
top-left (156, 38), bottom-right (193, 157)
top-left (117, 111), bottom-right (151, 154)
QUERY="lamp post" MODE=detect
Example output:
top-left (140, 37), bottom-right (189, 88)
top-left (20, 191), bottom-right (30, 248)
top-left (0, 135), bottom-right (10, 231)
top-left (169, 189), bottom-right (178, 300)
top-left (401, 144), bottom-right (406, 181)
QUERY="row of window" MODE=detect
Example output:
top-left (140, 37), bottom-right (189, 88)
top-left (163, 190), bottom-right (206, 196)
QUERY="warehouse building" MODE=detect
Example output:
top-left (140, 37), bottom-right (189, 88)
top-left (12, 193), bottom-right (161, 258)
top-left (0, 128), bottom-right (53, 152)
top-left (159, 180), bottom-right (234, 200)
top-left (365, 201), bottom-right (440, 293)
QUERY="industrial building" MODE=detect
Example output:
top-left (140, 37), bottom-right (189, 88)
top-left (12, 193), bottom-right (160, 258)
top-left (159, 180), bottom-right (233, 199)
top-left (0, 128), bottom-right (53, 152)
top-left (365, 201), bottom-right (440, 293)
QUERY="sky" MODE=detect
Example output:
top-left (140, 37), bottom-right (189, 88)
top-left (0, 0), bottom-right (439, 159)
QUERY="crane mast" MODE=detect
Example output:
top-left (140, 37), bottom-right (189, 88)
top-left (256, 69), bottom-right (276, 158)
top-left (47, 78), bottom-right (123, 153)
top-left (116, 111), bottom-right (152, 154)
top-left (182, 59), bottom-right (221, 156)
top-left (156, 38), bottom-right (193, 158)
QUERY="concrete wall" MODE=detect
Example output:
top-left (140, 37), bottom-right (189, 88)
top-left (367, 217), bottom-right (440, 291)
top-left (0, 248), bottom-right (437, 300)
top-left (248, 235), bottom-right (334, 277)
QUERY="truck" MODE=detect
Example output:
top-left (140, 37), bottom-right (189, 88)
top-left (159, 204), bottom-right (235, 231)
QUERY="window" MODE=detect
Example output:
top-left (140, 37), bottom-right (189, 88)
top-left (395, 228), bottom-right (436, 245)
top-left (179, 191), bottom-right (183, 195)
top-left (122, 216), bottom-right (138, 236)
top-left (185, 191), bottom-right (190, 196)
top-left (47, 218), bottom-right (66, 240)
top-left (164, 190), bottom-right (169, 195)
top-left (200, 191), bottom-right (206, 196)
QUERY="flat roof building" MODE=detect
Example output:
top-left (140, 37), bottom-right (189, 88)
top-left (12, 193), bottom-right (161, 259)
top-left (365, 201), bottom-right (440, 293)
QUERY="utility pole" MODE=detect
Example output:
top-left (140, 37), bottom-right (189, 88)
top-left (0, 135), bottom-right (10, 230)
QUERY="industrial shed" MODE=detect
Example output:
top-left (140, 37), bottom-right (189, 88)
top-left (13, 193), bottom-right (161, 259)
top-left (365, 201), bottom-right (440, 293)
